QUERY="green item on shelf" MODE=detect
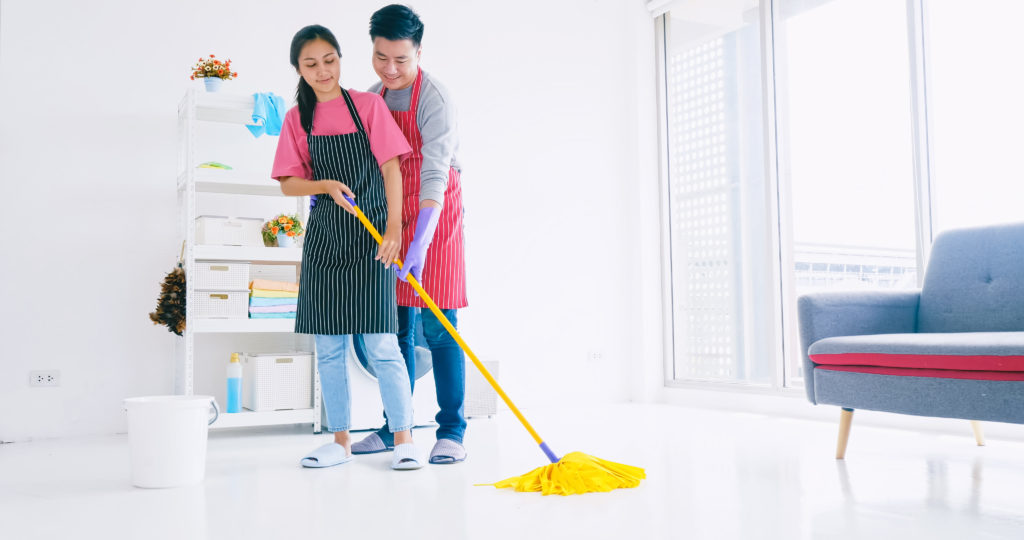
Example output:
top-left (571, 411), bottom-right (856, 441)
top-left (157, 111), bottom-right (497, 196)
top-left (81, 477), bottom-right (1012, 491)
top-left (198, 161), bottom-right (233, 170)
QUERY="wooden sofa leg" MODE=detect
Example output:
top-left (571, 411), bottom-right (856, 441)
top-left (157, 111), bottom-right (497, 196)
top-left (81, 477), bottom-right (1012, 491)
top-left (970, 421), bottom-right (985, 446)
top-left (836, 408), bottom-right (854, 460)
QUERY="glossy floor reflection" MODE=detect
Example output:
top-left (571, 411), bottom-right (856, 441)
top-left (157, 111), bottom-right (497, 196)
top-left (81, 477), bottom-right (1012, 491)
top-left (2, 403), bottom-right (1023, 539)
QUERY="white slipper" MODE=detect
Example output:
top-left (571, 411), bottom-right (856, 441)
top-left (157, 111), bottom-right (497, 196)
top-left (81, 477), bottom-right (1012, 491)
top-left (300, 442), bottom-right (354, 468)
top-left (391, 443), bottom-right (425, 470)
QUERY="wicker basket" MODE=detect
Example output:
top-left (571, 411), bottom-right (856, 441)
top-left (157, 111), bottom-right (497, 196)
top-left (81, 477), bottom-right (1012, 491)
top-left (241, 352), bottom-right (313, 411)
top-left (194, 262), bottom-right (250, 290)
top-left (193, 291), bottom-right (248, 319)
top-left (195, 216), bottom-right (263, 246)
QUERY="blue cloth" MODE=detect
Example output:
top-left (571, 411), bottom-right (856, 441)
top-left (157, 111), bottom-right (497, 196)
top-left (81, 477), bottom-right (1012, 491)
top-left (249, 297), bottom-right (299, 307)
top-left (376, 306), bottom-right (466, 445)
top-left (246, 92), bottom-right (287, 137)
top-left (315, 334), bottom-right (413, 433)
top-left (248, 312), bottom-right (296, 319)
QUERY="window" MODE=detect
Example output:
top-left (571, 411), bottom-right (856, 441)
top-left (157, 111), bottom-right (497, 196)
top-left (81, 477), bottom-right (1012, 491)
top-left (924, 0), bottom-right (1024, 235)
top-left (773, 0), bottom-right (919, 381)
top-left (662, 0), bottom-right (775, 384)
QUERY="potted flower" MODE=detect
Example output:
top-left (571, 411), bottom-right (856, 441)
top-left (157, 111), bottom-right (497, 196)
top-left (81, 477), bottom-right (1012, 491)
top-left (263, 214), bottom-right (304, 248)
top-left (190, 54), bottom-right (238, 92)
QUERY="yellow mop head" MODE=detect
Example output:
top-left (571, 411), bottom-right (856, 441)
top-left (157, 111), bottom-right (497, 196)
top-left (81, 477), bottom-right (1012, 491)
top-left (482, 452), bottom-right (646, 496)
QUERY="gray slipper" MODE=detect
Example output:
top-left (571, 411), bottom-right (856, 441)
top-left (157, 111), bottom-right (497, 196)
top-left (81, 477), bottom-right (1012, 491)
top-left (300, 442), bottom-right (354, 468)
top-left (391, 443), bottom-right (425, 470)
top-left (351, 432), bottom-right (394, 455)
top-left (429, 438), bottom-right (467, 464)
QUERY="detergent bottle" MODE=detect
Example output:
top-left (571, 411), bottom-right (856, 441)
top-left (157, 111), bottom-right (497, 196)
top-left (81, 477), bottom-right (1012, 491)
top-left (226, 352), bottom-right (242, 413)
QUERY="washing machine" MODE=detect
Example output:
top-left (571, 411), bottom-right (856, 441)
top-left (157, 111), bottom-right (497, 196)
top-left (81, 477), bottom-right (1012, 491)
top-left (326, 317), bottom-right (499, 432)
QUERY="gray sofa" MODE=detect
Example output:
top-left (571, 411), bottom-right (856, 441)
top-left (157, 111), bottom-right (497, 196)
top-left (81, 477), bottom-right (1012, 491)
top-left (798, 222), bottom-right (1024, 458)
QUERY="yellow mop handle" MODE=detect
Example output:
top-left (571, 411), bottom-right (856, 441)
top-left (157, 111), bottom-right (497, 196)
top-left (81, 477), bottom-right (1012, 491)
top-left (343, 197), bottom-right (559, 463)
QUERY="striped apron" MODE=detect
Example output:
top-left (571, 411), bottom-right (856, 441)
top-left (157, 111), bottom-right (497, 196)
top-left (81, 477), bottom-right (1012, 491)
top-left (294, 89), bottom-right (397, 335)
top-left (381, 68), bottom-right (468, 309)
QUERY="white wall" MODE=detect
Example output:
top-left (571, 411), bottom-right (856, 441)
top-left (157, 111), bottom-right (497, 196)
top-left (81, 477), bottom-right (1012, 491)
top-left (0, 0), bottom-right (662, 441)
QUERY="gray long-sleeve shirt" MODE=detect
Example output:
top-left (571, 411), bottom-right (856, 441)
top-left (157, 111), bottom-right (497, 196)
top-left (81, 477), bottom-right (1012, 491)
top-left (369, 70), bottom-right (461, 208)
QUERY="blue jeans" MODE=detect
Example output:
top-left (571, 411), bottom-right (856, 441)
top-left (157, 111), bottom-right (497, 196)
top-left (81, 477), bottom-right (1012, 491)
top-left (316, 334), bottom-right (412, 433)
top-left (377, 306), bottom-right (467, 444)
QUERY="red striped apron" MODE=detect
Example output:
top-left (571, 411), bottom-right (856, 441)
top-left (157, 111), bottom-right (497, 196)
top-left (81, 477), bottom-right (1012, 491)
top-left (382, 68), bottom-right (468, 309)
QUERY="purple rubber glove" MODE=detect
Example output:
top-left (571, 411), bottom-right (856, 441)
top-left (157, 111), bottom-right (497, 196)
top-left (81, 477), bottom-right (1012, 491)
top-left (397, 206), bottom-right (440, 283)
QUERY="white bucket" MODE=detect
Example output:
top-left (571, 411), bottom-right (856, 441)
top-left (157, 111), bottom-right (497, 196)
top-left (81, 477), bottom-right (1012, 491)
top-left (123, 395), bottom-right (220, 488)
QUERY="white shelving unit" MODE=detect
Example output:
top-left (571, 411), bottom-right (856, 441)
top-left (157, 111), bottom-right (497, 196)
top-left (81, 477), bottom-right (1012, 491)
top-left (177, 88), bottom-right (320, 432)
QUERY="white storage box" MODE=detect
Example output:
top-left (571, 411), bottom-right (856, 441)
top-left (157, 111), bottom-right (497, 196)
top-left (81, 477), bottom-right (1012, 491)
top-left (242, 352), bottom-right (313, 412)
top-left (194, 262), bottom-right (250, 290)
top-left (195, 215), bottom-right (263, 247)
top-left (193, 291), bottom-right (249, 319)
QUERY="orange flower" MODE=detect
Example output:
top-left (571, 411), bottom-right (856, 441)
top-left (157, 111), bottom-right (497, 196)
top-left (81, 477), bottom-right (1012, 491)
top-left (233, 73), bottom-right (238, 78)
top-left (209, 54), bottom-right (215, 57)
top-left (283, 223), bottom-right (292, 231)
top-left (286, 231), bottom-right (295, 237)
top-left (271, 226), bottom-right (279, 234)
top-left (217, 69), bottom-right (224, 75)
top-left (190, 75), bottom-right (194, 80)
top-left (213, 60), bottom-right (220, 65)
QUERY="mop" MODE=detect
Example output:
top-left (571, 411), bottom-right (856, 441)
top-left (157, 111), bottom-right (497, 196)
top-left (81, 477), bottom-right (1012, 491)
top-left (343, 195), bottom-right (646, 495)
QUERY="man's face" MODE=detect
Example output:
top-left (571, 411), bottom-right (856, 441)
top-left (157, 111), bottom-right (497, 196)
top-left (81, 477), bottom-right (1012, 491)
top-left (372, 37), bottom-right (420, 91)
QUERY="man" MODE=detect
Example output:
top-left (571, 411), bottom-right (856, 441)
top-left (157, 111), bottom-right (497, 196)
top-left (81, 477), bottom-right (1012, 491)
top-left (352, 4), bottom-right (469, 464)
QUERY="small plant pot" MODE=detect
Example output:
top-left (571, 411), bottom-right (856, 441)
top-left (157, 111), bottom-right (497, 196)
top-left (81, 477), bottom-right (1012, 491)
top-left (277, 232), bottom-right (296, 248)
top-left (203, 77), bottom-right (223, 92)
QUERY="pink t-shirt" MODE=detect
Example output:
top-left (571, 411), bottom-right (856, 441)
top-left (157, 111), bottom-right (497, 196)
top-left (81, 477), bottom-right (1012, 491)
top-left (272, 90), bottom-right (412, 181)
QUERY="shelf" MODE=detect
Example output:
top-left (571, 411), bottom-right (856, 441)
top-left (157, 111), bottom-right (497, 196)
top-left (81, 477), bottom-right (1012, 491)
top-left (191, 318), bottom-right (296, 333)
top-left (177, 169), bottom-right (283, 196)
top-left (194, 245), bottom-right (301, 263)
top-left (210, 408), bottom-right (316, 429)
top-left (192, 90), bottom-right (258, 124)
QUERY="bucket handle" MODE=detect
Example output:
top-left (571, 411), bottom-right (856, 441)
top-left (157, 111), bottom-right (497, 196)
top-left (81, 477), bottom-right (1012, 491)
top-left (208, 397), bottom-right (221, 425)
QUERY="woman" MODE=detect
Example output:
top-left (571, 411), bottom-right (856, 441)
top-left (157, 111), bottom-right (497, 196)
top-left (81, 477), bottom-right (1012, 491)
top-left (272, 24), bottom-right (423, 470)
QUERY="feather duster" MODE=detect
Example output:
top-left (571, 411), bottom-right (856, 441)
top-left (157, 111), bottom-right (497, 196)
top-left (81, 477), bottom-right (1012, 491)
top-left (149, 245), bottom-right (186, 336)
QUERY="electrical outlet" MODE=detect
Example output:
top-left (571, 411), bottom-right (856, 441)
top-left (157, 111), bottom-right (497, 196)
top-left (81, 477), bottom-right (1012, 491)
top-left (586, 350), bottom-right (603, 363)
top-left (29, 370), bottom-right (60, 387)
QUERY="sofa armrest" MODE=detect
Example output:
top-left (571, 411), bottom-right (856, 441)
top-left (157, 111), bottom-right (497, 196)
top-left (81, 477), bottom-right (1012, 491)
top-left (797, 290), bottom-right (920, 403)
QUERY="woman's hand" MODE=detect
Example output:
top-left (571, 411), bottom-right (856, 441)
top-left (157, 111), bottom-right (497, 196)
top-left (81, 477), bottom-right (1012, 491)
top-left (377, 224), bottom-right (402, 268)
top-left (323, 180), bottom-right (356, 215)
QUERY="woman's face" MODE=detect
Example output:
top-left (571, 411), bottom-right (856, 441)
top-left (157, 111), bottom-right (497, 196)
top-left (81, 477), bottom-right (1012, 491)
top-left (298, 39), bottom-right (341, 99)
top-left (372, 37), bottom-right (420, 91)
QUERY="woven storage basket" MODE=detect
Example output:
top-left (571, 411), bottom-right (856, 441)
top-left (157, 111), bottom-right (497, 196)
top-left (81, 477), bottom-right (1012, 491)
top-left (193, 291), bottom-right (248, 319)
top-left (195, 216), bottom-right (263, 247)
top-left (241, 352), bottom-right (313, 411)
top-left (194, 262), bottom-right (250, 290)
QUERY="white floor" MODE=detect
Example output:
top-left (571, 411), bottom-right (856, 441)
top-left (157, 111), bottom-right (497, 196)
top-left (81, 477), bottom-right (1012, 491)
top-left (2, 403), bottom-right (1024, 540)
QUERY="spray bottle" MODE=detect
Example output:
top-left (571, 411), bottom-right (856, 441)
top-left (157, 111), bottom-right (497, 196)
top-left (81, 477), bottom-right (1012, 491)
top-left (226, 352), bottom-right (242, 413)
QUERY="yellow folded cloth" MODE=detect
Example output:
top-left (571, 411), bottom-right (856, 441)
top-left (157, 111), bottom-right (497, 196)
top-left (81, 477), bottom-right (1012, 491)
top-left (249, 279), bottom-right (300, 293)
top-left (250, 288), bottom-right (299, 298)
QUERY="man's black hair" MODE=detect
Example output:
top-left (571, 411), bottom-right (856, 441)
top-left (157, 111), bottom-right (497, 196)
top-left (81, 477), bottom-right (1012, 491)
top-left (369, 4), bottom-right (424, 48)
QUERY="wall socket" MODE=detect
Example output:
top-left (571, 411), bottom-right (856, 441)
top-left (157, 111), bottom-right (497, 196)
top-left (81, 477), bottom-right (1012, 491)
top-left (586, 350), bottom-right (603, 363)
top-left (29, 370), bottom-right (60, 387)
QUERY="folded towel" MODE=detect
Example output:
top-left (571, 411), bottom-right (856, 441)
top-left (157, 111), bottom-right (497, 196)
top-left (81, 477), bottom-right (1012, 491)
top-left (249, 305), bottom-right (298, 314)
top-left (249, 312), bottom-right (297, 319)
top-left (249, 297), bottom-right (299, 307)
top-left (249, 279), bottom-right (299, 293)
top-left (246, 92), bottom-right (287, 138)
top-left (250, 288), bottom-right (299, 298)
